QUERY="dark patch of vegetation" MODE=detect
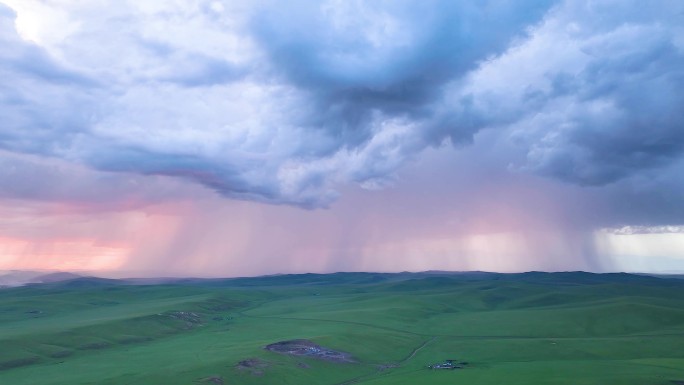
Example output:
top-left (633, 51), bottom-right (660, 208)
top-left (265, 339), bottom-right (354, 362)
top-left (236, 358), bottom-right (270, 376)
top-left (49, 350), bottom-right (72, 359)
top-left (0, 356), bottom-right (41, 370)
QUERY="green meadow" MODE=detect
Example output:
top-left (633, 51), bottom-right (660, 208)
top-left (1, 272), bottom-right (684, 384)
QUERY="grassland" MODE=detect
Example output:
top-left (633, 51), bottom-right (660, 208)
top-left (1, 272), bottom-right (683, 384)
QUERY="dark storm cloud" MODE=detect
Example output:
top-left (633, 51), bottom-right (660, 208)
top-left (0, 0), bottom-right (683, 216)
top-left (525, 26), bottom-right (684, 185)
top-left (85, 144), bottom-right (290, 205)
top-left (251, 0), bottom-right (555, 148)
top-left (415, 0), bottom-right (684, 191)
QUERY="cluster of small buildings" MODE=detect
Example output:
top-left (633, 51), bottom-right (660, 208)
top-left (304, 346), bottom-right (322, 354)
top-left (428, 359), bottom-right (468, 370)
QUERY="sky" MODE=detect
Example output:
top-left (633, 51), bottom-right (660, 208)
top-left (1, 0), bottom-right (684, 277)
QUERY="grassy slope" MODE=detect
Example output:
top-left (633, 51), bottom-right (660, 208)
top-left (0, 272), bottom-right (683, 384)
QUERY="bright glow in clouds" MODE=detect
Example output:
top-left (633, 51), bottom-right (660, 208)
top-left (595, 231), bottom-right (684, 273)
top-left (1, 1), bottom-right (683, 276)
top-left (0, 237), bottom-right (127, 272)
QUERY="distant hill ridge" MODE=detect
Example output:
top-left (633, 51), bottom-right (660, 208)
top-left (0, 270), bottom-right (82, 287)
top-left (4, 270), bottom-right (683, 289)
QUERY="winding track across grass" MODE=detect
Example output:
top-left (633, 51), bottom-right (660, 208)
top-left (333, 336), bottom-right (437, 385)
top-left (238, 299), bottom-right (439, 384)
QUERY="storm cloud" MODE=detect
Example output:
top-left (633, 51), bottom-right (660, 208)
top-left (1, 0), bottom-right (683, 210)
top-left (1, 0), bottom-right (684, 279)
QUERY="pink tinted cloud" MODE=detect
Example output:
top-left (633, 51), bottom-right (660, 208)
top-left (0, 137), bottom-right (615, 278)
top-left (0, 132), bottom-right (615, 277)
top-left (0, 236), bottom-right (128, 272)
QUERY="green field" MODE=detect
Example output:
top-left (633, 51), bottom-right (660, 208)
top-left (1, 272), bottom-right (684, 384)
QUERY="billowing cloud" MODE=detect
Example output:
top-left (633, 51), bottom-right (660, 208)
top-left (475, 0), bottom-right (684, 186)
top-left (0, 0), bottom-right (558, 207)
top-left (2, 0), bottom-right (682, 208)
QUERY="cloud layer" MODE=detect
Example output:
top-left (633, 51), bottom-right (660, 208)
top-left (1, 0), bottom-right (683, 210)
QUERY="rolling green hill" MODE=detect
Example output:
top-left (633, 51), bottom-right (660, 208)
top-left (1, 272), bottom-right (683, 384)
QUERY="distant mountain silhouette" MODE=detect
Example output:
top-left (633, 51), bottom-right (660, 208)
top-left (4, 270), bottom-right (683, 289)
top-left (33, 272), bottom-right (82, 283)
top-left (0, 270), bottom-right (81, 287)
